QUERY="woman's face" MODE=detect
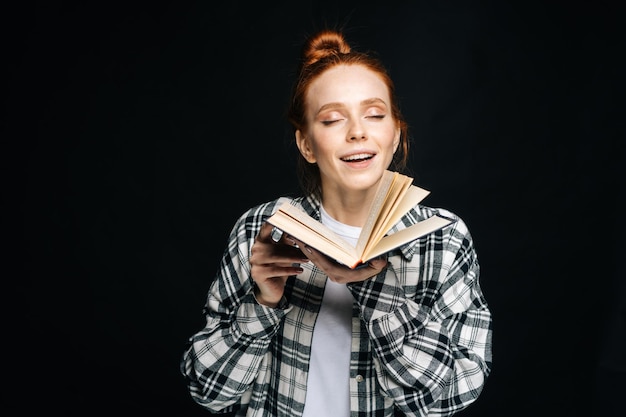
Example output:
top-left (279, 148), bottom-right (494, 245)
top-left (296, 64), bottom-right (400, 195)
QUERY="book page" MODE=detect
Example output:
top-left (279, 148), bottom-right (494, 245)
top-left (362, 214), bottom-right (454, 261)
top-left (366, 185), bottom-right (430, 250)
top-left (355, 170), bottom-right (395, 254)
top-left (366, 175), bottom-right (413, 245)
top-left (266, 203), bottom-right (359, 267)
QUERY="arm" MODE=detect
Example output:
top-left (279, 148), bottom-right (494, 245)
top-left (179, 205), bottom-right (297, 413)
top-left (347, 216), bottom-right (493, 416)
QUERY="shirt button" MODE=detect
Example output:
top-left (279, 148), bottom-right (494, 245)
top-left (355, 375), bottom-right (364, 383)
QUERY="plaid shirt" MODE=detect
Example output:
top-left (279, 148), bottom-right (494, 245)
top-left (181, 194), bottom-right (493, 417)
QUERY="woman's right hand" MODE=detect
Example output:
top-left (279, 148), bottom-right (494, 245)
top-left (249, 222), bottom-right (309, 307)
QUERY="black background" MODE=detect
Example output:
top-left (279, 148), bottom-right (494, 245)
top-left (7, 1), bottom-right (625, 416)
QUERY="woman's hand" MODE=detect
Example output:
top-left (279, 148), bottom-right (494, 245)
top-left (291, 237), bottom-right (388, 284)
top-left (249, 222), bottom-right (309, 307)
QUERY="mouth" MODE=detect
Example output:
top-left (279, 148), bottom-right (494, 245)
top-left (340, 153), bottom-right (375, 162)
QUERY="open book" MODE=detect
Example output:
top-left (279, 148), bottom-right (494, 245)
top-left (266, 170), bottom-right (455, 269)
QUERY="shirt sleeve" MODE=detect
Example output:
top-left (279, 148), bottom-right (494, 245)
top-left (347, 215), bottom-right (493, 416)
top-left (180, 205), bottom-right (291, 413)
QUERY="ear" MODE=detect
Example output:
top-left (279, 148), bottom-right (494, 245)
top-left (295, 130), bottom-right (316, 163)
top-left (393, 127), bottom-right (401, 153)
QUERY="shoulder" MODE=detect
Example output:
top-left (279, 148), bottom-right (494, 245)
top-left (242, 196), bottom-right (296, 218)
top-left (407, 204), bottom-right (475, 246)
top-left (232, 195), bottom-right (309, 231)
top-left (413, 205), bottom-right (468, 230)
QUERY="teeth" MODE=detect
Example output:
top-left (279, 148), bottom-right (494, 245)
top-left (342, 153), bottom-right (372, 161)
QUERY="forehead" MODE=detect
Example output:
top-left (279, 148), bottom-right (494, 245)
top-left (306, 64), bottom-right (390, 107)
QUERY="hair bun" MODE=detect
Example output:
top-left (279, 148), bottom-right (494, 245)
top-left (303, 29), bottom-right (352, 66)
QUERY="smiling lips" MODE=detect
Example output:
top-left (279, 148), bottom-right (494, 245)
top-left (340, 152), bottom-right (375, 162)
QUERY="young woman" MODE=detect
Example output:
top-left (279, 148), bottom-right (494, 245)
top-left (181, 29), bottom-right (493, 417)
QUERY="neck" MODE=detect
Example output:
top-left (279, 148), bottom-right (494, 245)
top-left (321, 190), bottom-right (376, 227)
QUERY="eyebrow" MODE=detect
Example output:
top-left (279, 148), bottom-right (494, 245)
top-left (316, 97), bottom-right (388, 115)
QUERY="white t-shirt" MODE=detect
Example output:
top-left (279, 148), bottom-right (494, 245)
top-left (302, 206), bottom-right (360, 417)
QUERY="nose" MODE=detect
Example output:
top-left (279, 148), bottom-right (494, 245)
top-left (348, 119), bottom-right (366, 141)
